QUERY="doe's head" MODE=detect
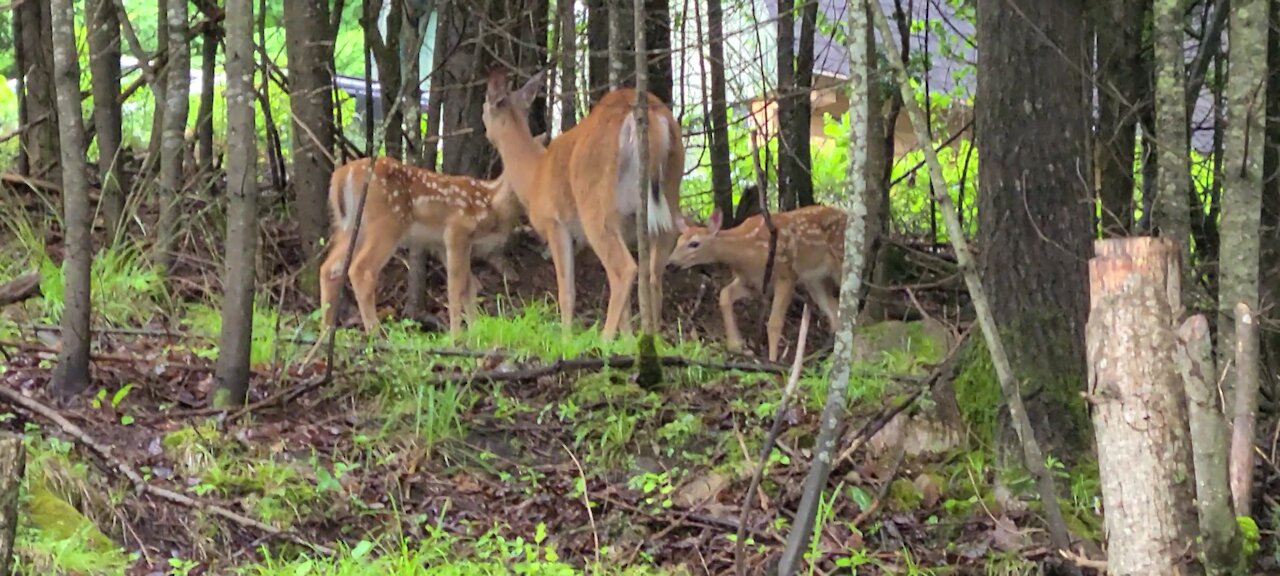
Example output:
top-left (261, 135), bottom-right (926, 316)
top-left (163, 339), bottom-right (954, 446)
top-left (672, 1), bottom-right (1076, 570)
top-left (482, 69), bottom-right (545, 142)
top-left (666, 209), bottom-right (724, 270)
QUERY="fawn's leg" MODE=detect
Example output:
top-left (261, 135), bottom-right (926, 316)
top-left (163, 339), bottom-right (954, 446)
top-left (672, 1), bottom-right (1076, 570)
top-left (443, 225), bottom-right (474, 339)
top-left (766, 277), bottom-right (796, 363)
top-left (803, 278), bottom-right (841, 332)
top-left (718, 276), bottom-right (752, 354)
top-left (346, 227), bottom-right (400, 333)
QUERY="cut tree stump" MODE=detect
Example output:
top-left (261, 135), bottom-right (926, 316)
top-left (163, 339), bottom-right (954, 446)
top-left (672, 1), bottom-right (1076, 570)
top-left (1086, 237), bottom-right (1199, 575)
top-left (0, 432), bottom-right (25, 576)
top-left (0, 272), bottom-right (40, 307)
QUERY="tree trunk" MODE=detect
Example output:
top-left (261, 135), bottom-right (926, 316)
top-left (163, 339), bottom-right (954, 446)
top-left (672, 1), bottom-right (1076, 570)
top-left (1217, 0), bottom-right (1267, 414)
top-left (438, 0), bottom-right (496, 178)
top-left (195, 17), bottom-right (220, 172)
top-left (403, 0), bottom-right (430, 319)
top-left (1151, 0), bottom-right (1192, 304)
top-left (705, 0), bottom-right (733, 222)
top-left (644, 0), bottom-right (673, 106)
top-left (1229, 303), bottom-right (1259, 517)
top-left (0, 433), bottom-right (24, 576)
top-left (16, 0), bottom-right (59, 179)
top-left (213, 0), bottom-right (259, 407)
top-left (365, 0), bottom-right (405, 159)
top-left (284, 0), bottom-right (336, 259)
top-left (1264, 0), bottom-right (1280, 412)
top-left (1092, 0), bottom-right (1143, 236)
top-left (777, 1), bottom-right (870, 570)
top-left (87, 0), bottom-right (126, 234)
top-left (559, 0), bottom-right (578, 131)
top-left (148, 0), bottom-right (169, 168)
top-left (775, 0), bottom-right (796, 210)
top-left (1175, 315), bottom-right (1245, 576)
top-left (587, 0), bottom-right (610, 105)
top-left (48, 0), bottom-right (95, 397)
top-left (779, 0), bottom-right (816, 210)
top-left (1087, 237), bottom-right (1200, 575)
top-left (976, 0), bottom-right (1093, 455)
top-left (155, 0), bottom-right (191, 273)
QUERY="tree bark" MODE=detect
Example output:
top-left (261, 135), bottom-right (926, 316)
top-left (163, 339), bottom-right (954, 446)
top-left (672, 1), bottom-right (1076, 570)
top-left (1217, 0), bottom-right (1267, 412)
top-left (365, 0), bottom-right (405, 159)
top-left (1092, 0), bottom-right (1143, 236)
top-left (213, 0), bottom-right (260, 408)
top-left (775, 0), bottom-right (797, 210)
top-left (284, 0), bottom-right (336, 264)
top-left (644, 0), bottom-right (673, 106)
top-left (1175, 314), bottom-right (1245, 576)
top-left (705, 0), bottom-right (733, 222)
top-left (779, 0), bottom-right (816, 210)
top-left (0, 433), bottom-right (24, 576)
top-left (403, 0), bottom-right (431, 320)
top-left (88, 0), bottom-right (126, 234)
top-left (777, 1), bottom-right (870, 570)
top-left (976, 0), bottom-right (1093, 455)
top-left (438, 0), bottom-right (495, 178)
top-left (49, 0), bottom-right (95, 397)
top-left (559, 0), bottom-right (578, 131)
top-left (155, 0), bottom-right (191, 273)
top-left (1152, 0), bottom-right (1193, 302)
top-left (1229, 303), bottom-right (1259, 517)
top-left (1088, 237), bottom-right (1201, 575)
top-left (195, 15), bottom-right (220, 172)
top-left (587, 0), bottom-right (610, 105)
top-left (16, 0), bottom-right (59, 180)
top-left (148, 0), bottom-right (169, 168)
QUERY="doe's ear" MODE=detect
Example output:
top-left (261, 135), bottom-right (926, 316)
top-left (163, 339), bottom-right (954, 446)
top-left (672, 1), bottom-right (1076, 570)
top-left (486, 69), bottom-right (509, 105)
top-left (514, 70), bottom-right (547, 104)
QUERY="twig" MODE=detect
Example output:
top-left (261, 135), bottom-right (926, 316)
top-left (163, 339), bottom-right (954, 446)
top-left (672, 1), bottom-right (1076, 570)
top-left (0, 340), bottom-right (217, 373)
top-left (736, 305), bottom-right (810, 576)
top-left (0, 385), bottom-right (336, 555)
top-left (560, 441), bottom-right (600, 568)
top-left (0, 272), bottom-right (41, 307)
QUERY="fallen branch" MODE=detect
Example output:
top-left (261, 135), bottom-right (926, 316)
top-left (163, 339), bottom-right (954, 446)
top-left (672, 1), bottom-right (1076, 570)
top-left (736, 305), bottom-right (810, 576)
top-left (0, 340), bottom-right (221, 374)
top-left (0, 273), bottom-right (40, 307)
top-left (0, 385), bottom-right (335, 555)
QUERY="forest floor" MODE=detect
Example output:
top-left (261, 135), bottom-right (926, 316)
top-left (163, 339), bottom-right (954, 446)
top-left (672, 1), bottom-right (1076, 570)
top-left (0, 203), bottom-right (1129, 575)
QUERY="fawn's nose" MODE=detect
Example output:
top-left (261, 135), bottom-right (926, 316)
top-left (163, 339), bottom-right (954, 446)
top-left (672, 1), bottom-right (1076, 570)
top-left (666, 261), bottom-right (680, 271)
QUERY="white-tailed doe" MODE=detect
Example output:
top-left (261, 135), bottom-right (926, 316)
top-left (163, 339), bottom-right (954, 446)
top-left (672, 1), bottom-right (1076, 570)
top-left (481, 69), bottom-right (685, 339)
top-left (666, 204), bottom-right (847, 362)
top-left (317, 156), bottom-right (522, 337)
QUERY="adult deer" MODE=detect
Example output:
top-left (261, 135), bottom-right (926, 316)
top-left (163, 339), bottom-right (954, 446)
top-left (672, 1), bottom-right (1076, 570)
top-left (317, 156), bottom-right (522, 338)
top-left (481, 69), bottom-right (685, 340)
top-left (667, 204), bottom-right (846, 362)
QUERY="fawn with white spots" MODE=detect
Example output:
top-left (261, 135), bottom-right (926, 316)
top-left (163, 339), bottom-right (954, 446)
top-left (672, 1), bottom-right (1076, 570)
top-left (317, 156), bottom-right (523, 338)
top-left (481, 68), bottom-right (686, 340)
top-left (666, 204), bottom-right (846, 362)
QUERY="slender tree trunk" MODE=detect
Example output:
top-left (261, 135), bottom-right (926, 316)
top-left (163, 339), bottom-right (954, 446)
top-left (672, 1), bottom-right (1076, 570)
top-left (1262, 0), bottom-right (1280, 403)
top-left (587, 0), bottom-right (610, 105)
top-left (365, 0), bottom-right (405, 159)
top-left (705, 0), bottom-right (733, 222)
top-left (284, 0), bottom-right (337, 258)
top-left (1152, 0), bottom-right (1192, 301)
top-left (213, 0), bottom-right (259, 407)
top-left (148, 0), bottom-right (169, 167)
top-left (155, 0), bottom-right (191, 273)
top-left (438, 0), bottom-right (494, 177)
top-left (775, 0), bottom-right (797, 209)
top-left (777, 2), bottom-right (870, 571)
top-left (402, 0), bottom-right (430, 320)
top-left (195, 17), bottom-right (219, 172)
top-left (559, 0), bottom-right (578, 131)
top-left (644, 0), bottom-right (673, 106)
top-left (976, 0), bottom-right (1093, 455)
top-left (1092, 0), bottom-right (1143, 236)
top-left (88, 0), bottom-right (126, 234)
top-left (48, 0), bottom-right (94, 397)
top-left (608, 0), bottom-right (625, 88)
top-left (779, 0), bottom-right (816, 209)
top-left (1087, 238), bottom-right (1200, 575)
top-left (1218, 0), bottom-right (1267, 414)
top-left (16, 0), bottom-right (59, 179)
top-left (1176, 315), bottom-right (1245, 575)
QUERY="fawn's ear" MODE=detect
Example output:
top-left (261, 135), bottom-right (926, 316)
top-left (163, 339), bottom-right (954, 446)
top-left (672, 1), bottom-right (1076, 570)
top-left (707, 209), bottom-right (723, 235)
top-left (675, 213), bottom-right (690, 233)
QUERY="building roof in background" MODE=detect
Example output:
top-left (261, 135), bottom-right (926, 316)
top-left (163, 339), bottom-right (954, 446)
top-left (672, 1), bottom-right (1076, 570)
top-left (766, 0), bottom-right (1218, 153)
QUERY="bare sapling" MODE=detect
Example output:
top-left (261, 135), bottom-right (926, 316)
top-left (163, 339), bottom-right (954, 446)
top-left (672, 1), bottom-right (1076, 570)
top-left (481, 69), bottom-right (686, 340)
top-left (666, 205), bottom-right (845, 362)
top-left (316, 156), bottom-right (523, 338)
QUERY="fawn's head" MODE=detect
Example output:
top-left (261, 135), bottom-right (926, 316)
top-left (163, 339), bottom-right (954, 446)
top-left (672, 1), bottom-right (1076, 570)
top-left (667, 209), bottom-right (725, 269)
top-left (483, 69), bottom-right (545, 144)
